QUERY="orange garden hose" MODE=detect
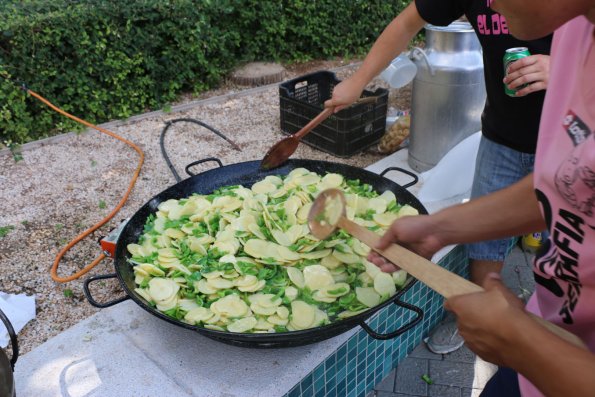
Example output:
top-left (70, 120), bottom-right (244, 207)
top-left (25, 89), bottom-right (145, 283)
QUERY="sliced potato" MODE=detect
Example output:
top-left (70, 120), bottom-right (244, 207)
top-left (373, 272), bottom-right (397, 297)
top-left (296, 202), bottom-right (312, 223)
top-left (276, 306), bottom-right (289, 319)
top-left (148, 278), bottom-right (179, 302)
top-left (312, 290), bottom-right (336, 303)
top-left (357, 272), bottom-right (373, 286)
top-left (196, 279), bottom-right (218, 295)
top-left (312, 308), bottom-right (329, 327)
top-left (127, 243), bottom-right (144, 257)
top-left (267, 315), bottom-right (289, 326)
top-left (271, 229), bottom-right (292, 247)
top-left (378, 190), bottom-right (397, 204)
top-left (212, 196), bottom-right (242, 212)
top-left (356, 287), bottom-right (381, 308)
top-left (284, 196), bottom-right (302, 215)
top-left (211, 294), bottom-right (249, 318)
top-left (332, 250), bottom-right (361, 265)
top-left (227, 317), bottom-right (258, 333)
top-left (243, 239), bottom-right (269, 258)
top-left (135, 273), bottom-right (148, 285)
top-left (320, 253), bottom-right (342, 270)
top-left (184, 307), bottom-right (214, 324)
top-left (202, 270), bottom-right (224, 279)
top-left (319, 282), bottom-right (351, 298)
top-left (320, 173), bottom-right (343, 189)
top-left (392, 269), bottom-right (408, 287)
top-left (251, 303), bottom-right (278, 316)
top-left (156, 294), bottom-right (178, 311)
top-left (247, 224), bottom-right (267, 240)
top-left (294, 173), bottom-right (320, 186)
top-left (300, 249), bottom-right (332, 260)
top-left (373, 212), bottom-right (398, 227)
top-left (367, 197), bottom-right (387, 214)
top-left (284, 286), bottom-right (299, 301)
top-left (204, 324), bottom-right (225, 331)
top-left (235, 275), bottom-right (259, 288)
top-left (363, 259), bottom-right (382, 279)
top-left (164, 228), bottom-right (186, 239)
top-left (178, 299), bottom-right (199, 312)
top-left (276, 245), bottom-right (301, 261)
top-left (237, 279), bottom-right (265, 292)
top-left (286, 267), bottom-right (305, 289)
top-left (290, 301), bottom-right (316, 329)
top-left (207, 277), bottom-right (234, 289)
top-left (134, 287), bottom-right (152, 303)
top-left (351, 240), bottom-right (371, 257)
top-left (302, 265), bottom-right (334, 291)
top-left (254, 317), bottom-right (275, 331)
top-left (251, 180), bottom-right (277, 195)
top-left (158, 199), bottom-right (179, 213)
top-left (138, 263), bottom-right (165, 277)
top-left (337, 308), bottom-right (368, 319)
top-left (397, 204), bottom-right (419, 218)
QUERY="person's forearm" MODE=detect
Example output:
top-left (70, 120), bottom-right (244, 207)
top-left (432, 174), bottom-right (546, 245)
top-left (350, 2), bottom-right (426, 89)
top-left (504, 313), bottom-right (595, 396)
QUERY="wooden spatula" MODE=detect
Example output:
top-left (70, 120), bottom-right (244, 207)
top-left (308, 188), bottom-right (587, 349)
top-left (260, 96), bottom-right (378, 170)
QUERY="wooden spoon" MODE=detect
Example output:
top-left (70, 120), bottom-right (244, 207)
top-left (260, 96), bottom-right (378, 170)
top-left (308, 188), bottom-right (587, 349)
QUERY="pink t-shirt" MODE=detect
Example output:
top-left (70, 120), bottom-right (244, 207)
top-left (521, 16), bottom-right (595, 397)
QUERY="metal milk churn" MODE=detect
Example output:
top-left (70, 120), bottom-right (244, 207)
top-left (408, 21), bottom-right (486, 172)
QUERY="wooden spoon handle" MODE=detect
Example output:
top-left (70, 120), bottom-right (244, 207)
top-left (337, 217), bottom-right (588, 349)
top-left (293, 97), bottom-right (378, 140)
top-left (337, 217), bottom-right (481, 297)
top-left (293, 107), bottom-right (334, 140)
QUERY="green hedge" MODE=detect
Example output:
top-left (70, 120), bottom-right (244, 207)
top-left (1, 0), bottom-right (410, 144)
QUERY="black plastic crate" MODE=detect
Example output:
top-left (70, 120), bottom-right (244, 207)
top-left (279, 70), bottom-right (388, 157)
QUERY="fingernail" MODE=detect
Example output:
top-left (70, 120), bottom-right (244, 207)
top-left (487, 272), bottom-right (502, 281)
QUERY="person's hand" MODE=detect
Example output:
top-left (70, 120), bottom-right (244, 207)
top-left (324, 77), bottom-right (366, 113)
top-left (444, 273), bottom-right (526, 366)
top-left (503, 54), bottom-right (550, 97)
top-left (367, 214), bottom-right (444, 272)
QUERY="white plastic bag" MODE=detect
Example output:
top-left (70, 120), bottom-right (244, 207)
top-left (418, 131), bottom-right (481, 203)
top-left (0, 292), bottom-right (36, 348)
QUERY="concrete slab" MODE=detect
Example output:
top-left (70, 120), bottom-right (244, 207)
top-left (394, 357), bottom-right (428, 395)
top-left (14, 300), bottom-right (355, 397)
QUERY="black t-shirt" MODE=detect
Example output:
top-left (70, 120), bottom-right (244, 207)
top-left (415, 0), bottom-right (552, 153)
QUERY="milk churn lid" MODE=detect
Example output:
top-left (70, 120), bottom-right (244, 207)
top-left (425, 21), bottom-right (474, 33)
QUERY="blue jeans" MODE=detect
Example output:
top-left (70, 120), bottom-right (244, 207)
top-left (467, 136), bottom-right (535, 262)
top-left (480, 367), bottom-right (521, 397)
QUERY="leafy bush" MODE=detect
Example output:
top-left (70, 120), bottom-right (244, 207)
top-left (0, 0), bottom-right (411, 144)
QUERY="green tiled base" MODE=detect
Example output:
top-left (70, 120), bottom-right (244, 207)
top-left (284, 245), bottom-right (469, 397)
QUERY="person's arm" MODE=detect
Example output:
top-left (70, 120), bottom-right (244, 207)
top-left (446, 274), bottom-right (595, 397)
top-left (325, 2), bottom-right (427, 112)
top-left (369, 174), bottom-right (545, 270)
top-left (417, 172), bottom-right (545, 245)
top-left (503, 54), bottom-right (550, 97)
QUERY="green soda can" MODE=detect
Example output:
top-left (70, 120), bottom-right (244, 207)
top-left (503, 47), bottom-right (531, 97)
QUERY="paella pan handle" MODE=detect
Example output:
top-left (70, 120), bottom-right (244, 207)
top-left (0, 307), bottom-right (18, 370)
top-left (83, 273), bottom-right (130, 308)
top-left (185, 157), bottom-right (224, 177)
top-left (358, 296), bottom-right (423, 340)
top-left (380, 167), bottom-right (419, 189)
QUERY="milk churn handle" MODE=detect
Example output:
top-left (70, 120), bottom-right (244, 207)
top-left (411, 47), bottom-right (435, 76)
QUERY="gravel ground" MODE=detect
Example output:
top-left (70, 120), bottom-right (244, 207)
top-left (0, 61), bottom-right (412, 355)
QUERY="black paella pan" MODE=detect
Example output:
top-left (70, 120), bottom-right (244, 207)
top-left (84, 158), bottom-right (428, 348)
